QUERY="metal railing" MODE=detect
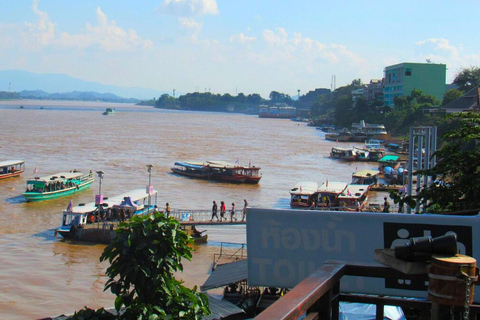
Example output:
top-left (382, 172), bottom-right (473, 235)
top-left (254, 260), bottom-right (480, 320)
top-left (212, 242), bottom-right (247, 270)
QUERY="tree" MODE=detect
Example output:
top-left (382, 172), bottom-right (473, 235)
top-left (442, 89), bottom-right (463, 106)
top-left (453, 66), bottom-right (480, 92)
top-left (72, 213), bottom-right (210, 319)
top-left (400, 112), bottom-right (480, 213)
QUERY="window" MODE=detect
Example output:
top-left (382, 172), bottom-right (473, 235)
top-left (405, 68), bottom-right (411, 76)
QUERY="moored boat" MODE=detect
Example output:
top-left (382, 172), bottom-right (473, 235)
top-left (351, 169), bottom-right (380, 186)
top-left (23, 170), bottom-right (94, 202)
top-left (0, 160), bottom-right (25, 180)
top-left (351, 120), bottom-right (390, 140)
top-left (289, 181), bottom-right (319, 208)
top-left (330, 147), bottom-right (357, 161)
top-left (337, 184), bottom-right (370, 211)
top-left (55, 188), bottom-right (158, 243)
top-left (325, 130), bottom-right (352, 142)
top-left (315, 181), bottom-right (348, 208)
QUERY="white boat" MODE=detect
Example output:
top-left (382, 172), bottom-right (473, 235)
top-left (330, 147), bottom-right (357, 161)
top-left (337, 184), bottom-right (370, 211)
top-left (55, 188), bottom-right (158, 243)
top-left (0, 160), bottom-right (25, 180)
top-left (289, 181), bottom-right (319, 208)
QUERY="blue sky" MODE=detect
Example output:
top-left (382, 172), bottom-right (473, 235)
top-left (1, 0), bottom-right (479, 98)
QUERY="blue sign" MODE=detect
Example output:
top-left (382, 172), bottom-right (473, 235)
top-left (246, 208), bottom-right (478, 301)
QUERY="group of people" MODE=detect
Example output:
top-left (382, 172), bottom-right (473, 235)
top-left (210, 199), bottom-right (248, 222)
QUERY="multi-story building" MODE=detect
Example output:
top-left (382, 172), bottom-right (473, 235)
top-left (364, 79), bottom-right (384, 104)
top-left (383, 62), bottom-right (446, 107)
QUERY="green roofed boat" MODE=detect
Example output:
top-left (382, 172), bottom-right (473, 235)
top-left (23, 170), bottom-right (94, 202)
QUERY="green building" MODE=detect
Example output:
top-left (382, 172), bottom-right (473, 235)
top-left (383, 62), bottom-right (446, 107)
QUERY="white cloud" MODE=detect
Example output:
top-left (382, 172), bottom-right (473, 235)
top-left (261, 28), bottom-right (366, 66)
top-left (230, 33), bottom-right (256, 44)
top-left (159, 0), bottom-right (219, 16)
top-left (415, 38), bottom-right (459, 57)
top-left (24, 0), bottom-right (56, 47)
top-left (15, 4), bottom-right (153, 52)
top-left (414, 38), bottom-right (480, 81)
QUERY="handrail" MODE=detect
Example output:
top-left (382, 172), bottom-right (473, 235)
top-left (254, 260), bottom-right (480, 320)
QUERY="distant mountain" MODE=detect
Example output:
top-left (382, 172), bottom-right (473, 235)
top-left (0, 70), bottom-right (166, 100)
top-left (19, 90), bottom-right (139, 103)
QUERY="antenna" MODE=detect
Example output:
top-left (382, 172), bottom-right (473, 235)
top-left (331, 75), bottom-right (336, 91)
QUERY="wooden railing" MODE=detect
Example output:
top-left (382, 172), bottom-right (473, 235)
top-left (254, 260), bottom-right (480, 320)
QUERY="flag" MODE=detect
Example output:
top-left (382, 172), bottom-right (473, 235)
top-left (347, 189), bottom-right (351, 196)
top-left (326, 179), bottom-right (329, 187)
top-left (235, 158), bottom-right (239, 165)
top-left (33, 166), bottom-right (38, 174)
top-left (66, 199), bottom-right (73, 212)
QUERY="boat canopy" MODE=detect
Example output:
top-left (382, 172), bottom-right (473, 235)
top-left (174, 161), bottom-right (206, 170)
top-left (27, 171), bottom-right (87, 182)
top-left (0, 160), bottom-right (24, 167)
top-left (317, 181), bottom-right (348, 193)
top-left (352, 169), bottom-right (380, 178)
top-left (206, 160), bottom-right (242, 169)
top-left (290, 181), bottom-right (318, 195)
top-left (339, 184), bottom-right (369, 198)
top-left (64, 189), bottom-right (157, 215)
top-left (378, 155), bottom-right (400, 163)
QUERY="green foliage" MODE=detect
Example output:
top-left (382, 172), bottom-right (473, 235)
top-left (0, 91), bottom-right (20, 100)
top-left (98, 213), bottom-right (210, 319)
top-left (453, 66), bottom-right (480, 92)
top-left (384, 89), bottom-right (443, 136)
top-left (442, 89), bottom-right (463, 106)
top-left (69, 307), bottom-right (116, 320)
top-left (402, 112), bottom-right (480, 213)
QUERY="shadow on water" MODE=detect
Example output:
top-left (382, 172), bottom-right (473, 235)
top-left (32, 229), bottom-right (58, 242)
top-left (4, 195), bottom-right (26, 204)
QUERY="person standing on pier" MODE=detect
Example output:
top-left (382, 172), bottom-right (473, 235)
top-left (220, 201), bottom-right (226, 221)
top-left (165, 203), bottom-right (171, 217)
top-left (242, 199), bottom-right (248, 221)
top-left (210, 200), bottom-right (219, 221)
top-left (230, 202), bottom-right (237, 222)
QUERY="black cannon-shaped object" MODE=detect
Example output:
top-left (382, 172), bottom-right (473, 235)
top-left (394, 234), bottom-right (458, 261)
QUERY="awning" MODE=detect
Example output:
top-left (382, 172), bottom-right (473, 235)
top-left (203, 293), bottom-right (245, 320)
top-left (201, 259), bottom-right (248, 291)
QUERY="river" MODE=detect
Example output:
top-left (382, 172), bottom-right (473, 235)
top-left (0, 100), bottom-right (386, 319)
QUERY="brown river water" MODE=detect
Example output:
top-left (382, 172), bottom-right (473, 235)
top-left (0, 100), bottom-right (386, 319)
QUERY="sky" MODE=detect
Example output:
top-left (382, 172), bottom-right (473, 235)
top-left (1, 0), bottom-right (479, 99)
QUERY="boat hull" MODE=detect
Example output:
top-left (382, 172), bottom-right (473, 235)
top-left (171, 168), bottom-right (212, 179)
top-left (23, 179), bottom-right (94, 202)
top-left (0, 170), bottom-right (24, 180)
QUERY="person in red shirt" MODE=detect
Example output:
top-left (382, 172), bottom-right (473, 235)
top-left (220, 201), bottom-right (226, 221)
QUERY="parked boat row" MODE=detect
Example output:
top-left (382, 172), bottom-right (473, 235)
top-left (289, 169), bottom-right (380, 211)
top-left (324, 121), bottom-right (389, 142)
top-left (330, 140), bottom-right (386, 162)
top-left (171, 160), bottom-right (262, 184)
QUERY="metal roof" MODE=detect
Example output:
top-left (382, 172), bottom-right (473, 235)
top-left (0, 160), bottom-right (24, 167)
top-left (27, 171), bottom-right (88, 182)
top-left (201, 259), bottom-right (248, 291)
top-left (203, 293), bottom-right (245, 320)
top-left (290, 181), bottom-right (318, 195)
